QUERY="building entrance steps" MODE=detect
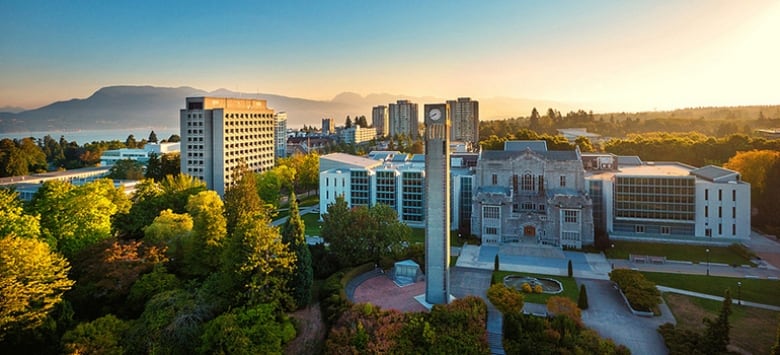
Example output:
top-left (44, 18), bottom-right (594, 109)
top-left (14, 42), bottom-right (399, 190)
top-left (500, 244), bottom-right (565, 259)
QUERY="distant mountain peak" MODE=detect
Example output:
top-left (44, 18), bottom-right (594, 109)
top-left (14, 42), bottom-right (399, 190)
top-left (332, 92), bottom-right (364, 103)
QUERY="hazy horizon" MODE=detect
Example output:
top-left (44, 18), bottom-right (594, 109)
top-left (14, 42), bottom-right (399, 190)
top-left (2, 0), bottom-right (778, 112)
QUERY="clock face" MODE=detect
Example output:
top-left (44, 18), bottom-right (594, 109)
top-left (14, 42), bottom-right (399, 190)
top-left (429, 108), bottom-right (442, 121)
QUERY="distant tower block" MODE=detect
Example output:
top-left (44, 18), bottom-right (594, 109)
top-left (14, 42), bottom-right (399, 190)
top-left (424, 103), bottom-right (451, 304)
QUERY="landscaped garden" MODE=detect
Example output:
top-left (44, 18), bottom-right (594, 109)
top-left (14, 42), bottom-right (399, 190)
top-left (492, 270), bottom-right (578, 303)
top-left (641, 271), bottom-right (780, 306)
top-left (604, 241), bottom-right (755, 266)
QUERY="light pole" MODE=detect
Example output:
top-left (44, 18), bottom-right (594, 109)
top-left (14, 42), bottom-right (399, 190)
top-left (737, 281), bottom-right (742, 305)
top-left (706, 248), bottom-right (710, 276)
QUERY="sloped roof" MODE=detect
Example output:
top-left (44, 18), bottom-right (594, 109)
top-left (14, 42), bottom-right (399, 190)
top-left (504, 140), bottom-right (548, 152)
top-left (320, 153), bottom-right (380, 169)
top-left (617, 156), bottom-right (643, 166)
top-left (480, 149), bottom-right (579, 161)
top-left (690, 165), bottom-right (739, 182)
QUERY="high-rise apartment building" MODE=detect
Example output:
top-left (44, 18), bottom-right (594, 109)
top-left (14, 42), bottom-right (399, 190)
top-left (388, 100), bottom-right (419, 138)
top-left (372, 105), bottom-right (389, 137)
top-left (447, 97), bottom-right (479, 146)
top-left (180, 97), bottom-right (276, 197)
top-left (274, 112), bottom-right (287, 162)
top-left (322, 118), bottom-right (335, 135)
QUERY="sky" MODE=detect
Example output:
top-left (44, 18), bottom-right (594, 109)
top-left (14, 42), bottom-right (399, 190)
top-left (1, 0), bottom-right (778, 112)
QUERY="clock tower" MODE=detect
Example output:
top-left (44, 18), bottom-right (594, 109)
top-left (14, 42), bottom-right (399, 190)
top-left (424, 103), bottom-right (451, 305)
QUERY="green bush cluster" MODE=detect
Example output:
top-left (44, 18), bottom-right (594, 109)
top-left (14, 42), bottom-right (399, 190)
top-left (610, 269), bottom-right (660, 312)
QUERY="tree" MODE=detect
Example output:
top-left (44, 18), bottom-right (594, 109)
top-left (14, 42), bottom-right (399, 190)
top-left (0, 235), bottom-right (74, 339)
top-left (143, 209), bottom-right (193, 262)
top-left (0, 188), bottom-right (41, 239)
top-left (702, 289), bottom-right (732, 354)
top-left (107, 159), bottom-right (145, 180)
top-left (60, 314), bottom-right (129, 355)
top-left (145, 152), bottom-right (163, 181)
top-left (345, 116), bottom-right (353, 129)
top-left (222, 212), bottom-right (295, 306)
top-left (568, 259), bottom-right (573, 277)
top-left (224, 163), bottom-right (265, 234)
top-left (282, 193), bottom-right (313, 310)
top-left (321, 195), bottom-right (353, 267)
top-left (256, 168), bottom-right (284, 208)
top-left (183, 191), bottom-right (227, 277)
top-left (546, 296), bottom-right (582, 325)
top-left (578, 284), bottom-right (589, 310)
top-left (198, 303), bottom-right (295, 354)
top-left (487, 283), bottom-right (524, 315)
top-left (148, 130), bottom-right (159, 143)
top-left (68, 239), bottom-right (167, 319)
top-left (125, 134), bottom-right (137, 149)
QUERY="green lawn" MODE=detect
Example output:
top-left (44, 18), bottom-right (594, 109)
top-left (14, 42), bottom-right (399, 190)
top-left (301, 213), bottom-right (322, 237)
top-left (604, 241), bottom-right (754, 266)
top-left (492, 271), bottom-right (579, 304)
top-left (641, 271), bottom-right (780, 306)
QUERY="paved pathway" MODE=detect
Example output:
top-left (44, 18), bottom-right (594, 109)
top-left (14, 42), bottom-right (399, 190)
top-left (579, 278), bottom-right (673, 355)
top-left (271, 205), bottom-right (319, 226)
top-left (657, 286), bottom-right (780, 311)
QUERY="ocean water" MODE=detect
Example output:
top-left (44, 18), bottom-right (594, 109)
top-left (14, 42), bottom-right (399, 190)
top-left (0, 128), bottom-right (179, 144)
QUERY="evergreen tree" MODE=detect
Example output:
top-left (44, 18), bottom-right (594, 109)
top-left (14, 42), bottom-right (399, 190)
top-left (568, 259), bottom-right (573, 277)
top-left (281, 192), bottom-right (313, 310)
top-left (148, 130), bottom-right (158, 143)
top-left (578, 284), bottom-right (589, 310)
top-left (223, 162), bottom-right (264, 235)
top-left (345, 116), bottom-right (353, 129)
top-left (703, 289), bottom-right (732, 354)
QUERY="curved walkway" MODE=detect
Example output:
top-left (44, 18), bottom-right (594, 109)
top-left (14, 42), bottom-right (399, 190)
top-left (657, 286), bottom-right (780, 311)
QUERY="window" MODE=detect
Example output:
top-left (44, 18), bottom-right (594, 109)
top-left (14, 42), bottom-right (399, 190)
top-left (492, 174), bottom-right (498, 185)
top-left (706, 228), bottom-right (712, 237)
top-left (705, 189), bottom-right (709, 200)
top-left (718, 206), bottom-right (722, 218)
top-left (635, 225), bottom-right (645, 233)
top-left (661, 226), bottom-right (671, 235)
top-left (562, 231), bottom-right (579, 241)
top-left (522, 174), bottom-right (534, 191)
top-left (705, 206), bottom-right (708, 218)
top-left (560, 175), bottom-right (566, 187)
top-left (719, 189), bottom-right (722, 201)
top-left (732, 190), bottom-right (736, 201)
top-left (718, 224), bottom-right (722, 234)
top-left (563, 210), bottom-right (579, 223)
top-left (732, 207), bottom-right (736, 219)
top-left (484, 206), bottom-right (500, 219)
top-left (732, 224), bottom-right (736, 235)
top-left (486, 227), bottom-right (498, 235)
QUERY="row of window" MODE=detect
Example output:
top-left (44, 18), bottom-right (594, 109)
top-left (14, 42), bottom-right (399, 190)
top-left (704, 206), bottom-right (737, 219)
top-left (704, 189), bottom-right (736, 202)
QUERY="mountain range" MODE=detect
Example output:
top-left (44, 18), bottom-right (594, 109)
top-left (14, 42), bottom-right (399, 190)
top-left (0, 85), bottom-right (577, 133)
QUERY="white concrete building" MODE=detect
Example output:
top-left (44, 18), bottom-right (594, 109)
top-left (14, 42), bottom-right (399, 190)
top-left (180, 97), bottom-right (276, 197)
top-left (339, 126), bottom-right (377, 145)
top-left (100, 142), bottom-right (180, 166)
top-left (585, 154), bottom-right (751, 244)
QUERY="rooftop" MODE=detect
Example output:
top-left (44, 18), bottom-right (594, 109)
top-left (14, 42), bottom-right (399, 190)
top-left (690, 165), bottom-right (740, 182)
top-left (320, 153), bottom-right (381, 169)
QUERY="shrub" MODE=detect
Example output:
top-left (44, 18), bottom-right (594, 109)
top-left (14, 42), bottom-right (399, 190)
top-left (577, 284), bottom-right (589, 310)
top-left (487, 283), bottom-right (524, 315)
top-left (609, 269), bottom-right (660, 312)
top-left (521, 283), bottom-right (533, 293)
top-left (533, 284), bottom-right (544, 294)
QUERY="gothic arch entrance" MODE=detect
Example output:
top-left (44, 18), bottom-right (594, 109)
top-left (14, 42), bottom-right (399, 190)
top-left (523, 225), bottom-right (536, 237)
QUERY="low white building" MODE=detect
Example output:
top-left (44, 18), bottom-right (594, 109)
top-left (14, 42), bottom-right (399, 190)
top-left (100, 142), bottom-right (180, 166)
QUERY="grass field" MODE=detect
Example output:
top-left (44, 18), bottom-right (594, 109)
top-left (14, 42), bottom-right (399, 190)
top-left (301, 213), bottom-right (322, 237)
top-left (641, 271), bottom-right (780, 306)
top-left (492, 270), bottom-right (579, 304)
top-left (663, 293), bottom-right (779, 355)
top-left (604, 241), bottom-right (754, 266)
